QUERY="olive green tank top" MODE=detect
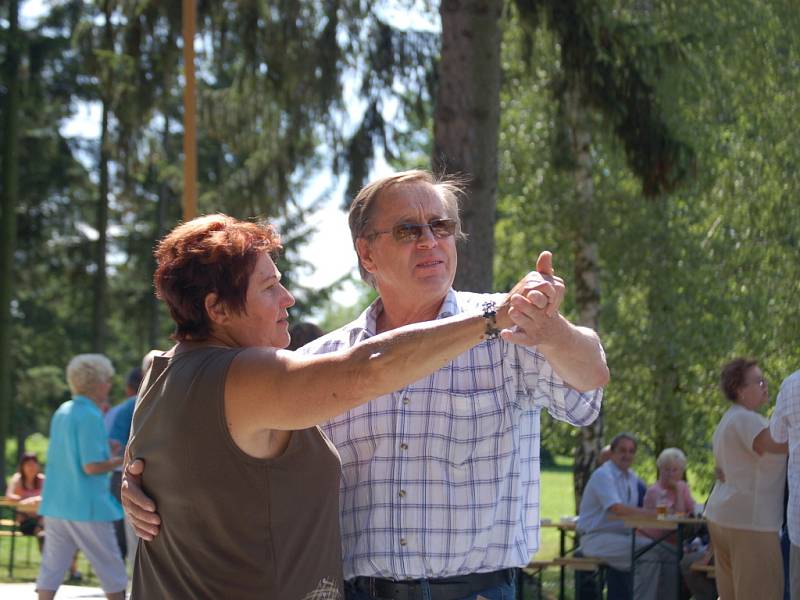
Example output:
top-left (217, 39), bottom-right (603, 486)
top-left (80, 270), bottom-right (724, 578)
top-left (129, 347), bottom-right (343, 599)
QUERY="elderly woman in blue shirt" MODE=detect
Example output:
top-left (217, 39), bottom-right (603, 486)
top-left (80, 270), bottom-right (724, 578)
top-left (36, 354), bottom-right (128, 600)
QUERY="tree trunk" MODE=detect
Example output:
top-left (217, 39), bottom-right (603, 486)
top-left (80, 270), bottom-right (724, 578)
top-left (433, 0), bottom-right (503, 292)
top-left (92, 4), bottom-right (114, 353)
top-left (92, 99), bottom-right (110, 352)
top-left (563, 81), bottom-right (604, 508)
top-left (647, 200), bottom-right (681, 455)
top-left (0, 0), bottom-right (21, 483)
top-left (148, 116), bottom-right (170, 350)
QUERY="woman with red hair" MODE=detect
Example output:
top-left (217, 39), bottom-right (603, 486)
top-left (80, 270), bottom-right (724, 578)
top-left (125, 214), bottom-right (543, 599)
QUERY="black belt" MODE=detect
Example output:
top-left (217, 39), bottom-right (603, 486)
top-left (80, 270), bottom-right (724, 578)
top-left (350, 568), bottom-right (513, 600)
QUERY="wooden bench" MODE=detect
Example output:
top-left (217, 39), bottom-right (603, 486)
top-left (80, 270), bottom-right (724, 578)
top-left (553, 556), bottom-right (607, 571)
top-left (518, 560), bottom-right (556, 600)
top-left (690, 560), bottom-right (716, 578)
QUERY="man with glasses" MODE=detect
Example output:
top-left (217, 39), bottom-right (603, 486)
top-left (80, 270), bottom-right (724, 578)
top-left (306, 170), bottom-right (608, 599)
top-left (123, 169), bottom-right (608, 599)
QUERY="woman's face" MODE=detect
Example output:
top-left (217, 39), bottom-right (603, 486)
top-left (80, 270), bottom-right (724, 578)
top-left (737, 365), bottom-right (769, 410)
top-left (222, 253), bottom-right (296, 349)
top-left (659, 461), bottom-right (684, 486)
top-left (21, 459), bottom-right (40, 479)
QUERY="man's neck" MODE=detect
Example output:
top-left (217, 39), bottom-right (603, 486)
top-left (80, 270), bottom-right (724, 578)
top-left (375, 293), bottom-right (447, 333)
top-left (611, 461), bottom-right (629, 475)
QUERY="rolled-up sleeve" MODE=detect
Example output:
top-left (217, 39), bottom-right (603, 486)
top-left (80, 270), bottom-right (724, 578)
top-left (512, 343), bottom-right (602, 426)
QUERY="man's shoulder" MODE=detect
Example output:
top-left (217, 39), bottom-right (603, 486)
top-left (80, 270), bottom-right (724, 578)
top-left (449, 290), bottom-right (506, 312)
top-left (779, 370), bottom-right (800, 396)
top-left (586, 462), bottom-right (612, 486)
top-left (298, 320), bottom-right (365, 354)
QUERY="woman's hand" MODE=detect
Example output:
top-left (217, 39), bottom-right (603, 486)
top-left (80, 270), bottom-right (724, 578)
top-left (121, 459), bottom-right (161, 541)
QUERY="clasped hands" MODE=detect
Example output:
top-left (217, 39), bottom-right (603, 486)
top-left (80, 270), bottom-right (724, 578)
top-left (500, 250), bottom-right (566, 347)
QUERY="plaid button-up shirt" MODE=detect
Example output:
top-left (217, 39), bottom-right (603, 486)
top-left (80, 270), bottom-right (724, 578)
top-left (771, 369), bottom-right (800, 544)
top-left (299, 289), bottom-right (603, 579)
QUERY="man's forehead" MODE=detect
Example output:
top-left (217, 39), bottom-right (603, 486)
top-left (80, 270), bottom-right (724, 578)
top-left (373, 182), bottom-right (447, 217)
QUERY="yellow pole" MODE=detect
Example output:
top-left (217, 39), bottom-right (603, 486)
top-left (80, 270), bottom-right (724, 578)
top-left (182, 0), bottom-right (197, 221)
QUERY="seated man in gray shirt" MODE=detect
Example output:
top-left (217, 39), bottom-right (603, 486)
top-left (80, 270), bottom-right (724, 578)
top-left (577, 433), bottom-right (676, 600)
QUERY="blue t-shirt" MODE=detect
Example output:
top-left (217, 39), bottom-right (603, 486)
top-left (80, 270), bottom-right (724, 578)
top-left (108, 396), bottom-right (135, 446)
top-left (39, 395), bottom-right (123, 521)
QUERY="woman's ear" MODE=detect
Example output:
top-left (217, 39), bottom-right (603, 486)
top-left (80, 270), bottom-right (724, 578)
top-left (205, 292), bottom-right (228, 325)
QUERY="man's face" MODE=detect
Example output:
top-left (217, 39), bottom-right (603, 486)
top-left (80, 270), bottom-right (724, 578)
top-left (610, 438), bottom-right (636, 472)
top-left (356, 182), bottom-right (458, 310)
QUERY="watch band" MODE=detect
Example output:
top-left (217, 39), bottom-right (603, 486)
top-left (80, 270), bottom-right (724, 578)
top-left (481, 301), bottom-right (501, 340)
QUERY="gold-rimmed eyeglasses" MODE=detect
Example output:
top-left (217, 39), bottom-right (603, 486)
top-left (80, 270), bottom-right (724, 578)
top-left (367, 219), bottom-right (457, 243)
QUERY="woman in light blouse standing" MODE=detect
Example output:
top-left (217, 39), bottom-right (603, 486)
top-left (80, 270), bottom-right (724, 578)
top-left (705, 358), bottom-right (787, 600)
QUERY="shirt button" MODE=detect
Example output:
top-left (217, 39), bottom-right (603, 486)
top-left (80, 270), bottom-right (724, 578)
top-left (402, 397), bottom-right (410, 405)
top-left (400, 443), bottom-right (408, 450)
top-left (399, 538), bottom-right (407, 546)
top-left (398, 489), bottom-right (406, 498)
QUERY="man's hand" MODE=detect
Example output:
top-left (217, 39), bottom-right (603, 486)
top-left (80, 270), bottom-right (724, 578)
top-left (502, 251), bottom-right (567, 346)
top-left (506, 251), bottom-right (565, 319)
top-left (501, 251), bottom-right (609, 391)
top-left (122, 458), bottom-right (161, 541)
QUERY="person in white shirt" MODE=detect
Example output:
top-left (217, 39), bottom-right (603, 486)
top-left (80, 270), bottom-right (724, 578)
top-left (705, 358), bottom-right (787, 600)
top-left (770, 368), bottom-right (800, 598)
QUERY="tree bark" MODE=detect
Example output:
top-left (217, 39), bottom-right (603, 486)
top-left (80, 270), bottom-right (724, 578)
top-left (0, 0), bottom-right (21, 483)
top-left (148, 116), bottom-right (171, 350)
top-left (564, 81), bottom-right (604, 508)
top-left (433, 0), bottom-right (503, 292)
top-left (92, 99), bottom-right (110, 352)
top-left (92, 3), bottom-right (114, 353)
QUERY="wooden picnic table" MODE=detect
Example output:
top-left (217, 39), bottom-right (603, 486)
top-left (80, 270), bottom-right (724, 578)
top-left (0, 496), bottom-right (41, 578)
top-left (611, 513), bottom-right (706, 600)
top-left (540, 517), bottom-right (579, 600)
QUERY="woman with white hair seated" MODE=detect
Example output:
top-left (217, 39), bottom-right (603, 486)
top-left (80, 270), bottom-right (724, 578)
top-left (640, 447), bottom-right (697, 542)
top-left (36, 354), bottom-right (127, 600)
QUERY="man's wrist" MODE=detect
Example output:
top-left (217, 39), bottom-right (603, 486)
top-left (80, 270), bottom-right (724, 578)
top-left (481, 301), bottom-right (501, 339)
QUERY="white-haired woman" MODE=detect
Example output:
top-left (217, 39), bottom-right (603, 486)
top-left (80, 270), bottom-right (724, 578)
top-left (640, 447), bottom-right (696, 543)
top-left (36, 354), bottom-right (127, 600)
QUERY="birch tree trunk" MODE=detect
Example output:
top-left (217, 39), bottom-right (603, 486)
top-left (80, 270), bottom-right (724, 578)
top-left (433, 0), bottom-right (503, 292)
top-left (564, 81), bottom-right (604, 507)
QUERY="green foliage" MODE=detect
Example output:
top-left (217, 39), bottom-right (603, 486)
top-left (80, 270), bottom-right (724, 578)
top-left (496, 0), bottom-right (800, 494)
top-left (516, 0), bottom-right (696, 197)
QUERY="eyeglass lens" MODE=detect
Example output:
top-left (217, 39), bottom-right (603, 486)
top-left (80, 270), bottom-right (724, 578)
top-left (392, 219), bottom-right (456, 242)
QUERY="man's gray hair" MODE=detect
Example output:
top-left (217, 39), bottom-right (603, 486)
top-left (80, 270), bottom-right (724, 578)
top-left (66, 354), bottom-right (115, 396)
top-left (348, 170), bottom-right (466, 288)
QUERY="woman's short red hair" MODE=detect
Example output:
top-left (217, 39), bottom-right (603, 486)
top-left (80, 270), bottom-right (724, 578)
top-left (154, 214), bottom-right (282, 341)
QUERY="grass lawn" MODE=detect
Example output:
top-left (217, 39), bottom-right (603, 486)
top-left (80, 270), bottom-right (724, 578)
top-left (0, 534), bottom-right (103, 585)
top-left (2, 444), bottom-right (582, 597)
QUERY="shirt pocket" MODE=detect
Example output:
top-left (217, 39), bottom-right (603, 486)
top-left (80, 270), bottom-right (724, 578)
top-left (429, 387), bottom-right (509, 467)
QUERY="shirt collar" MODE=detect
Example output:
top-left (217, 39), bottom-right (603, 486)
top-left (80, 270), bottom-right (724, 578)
top-left (362, 288), bottom-right (459, 335)
top-left (73, 394), bottom-right (102, 416)
top-left (606, 459), bottom-right (632, 480)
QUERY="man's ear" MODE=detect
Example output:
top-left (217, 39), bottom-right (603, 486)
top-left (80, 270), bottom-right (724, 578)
top-left (204, 292), bottom-right (228, 325)
top-left (355, 237), bottom-right (377, 276)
